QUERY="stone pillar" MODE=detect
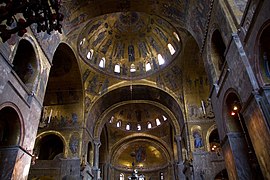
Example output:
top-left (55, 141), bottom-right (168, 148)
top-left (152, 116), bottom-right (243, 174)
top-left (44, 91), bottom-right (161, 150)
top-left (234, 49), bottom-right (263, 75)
top-left (93, 139), bottom-right (101, 180)
top-left (175, 135), bottom-right (185, 180)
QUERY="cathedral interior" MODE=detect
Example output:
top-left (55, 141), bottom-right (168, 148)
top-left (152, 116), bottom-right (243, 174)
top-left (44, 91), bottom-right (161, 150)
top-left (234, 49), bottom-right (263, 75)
top-left (0, 0), bottom-right (270, 179)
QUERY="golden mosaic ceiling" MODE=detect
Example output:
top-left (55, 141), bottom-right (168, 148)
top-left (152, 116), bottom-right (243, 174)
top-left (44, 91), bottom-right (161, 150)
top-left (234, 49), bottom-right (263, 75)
top-left (78, 12), bottom-right (181, 79)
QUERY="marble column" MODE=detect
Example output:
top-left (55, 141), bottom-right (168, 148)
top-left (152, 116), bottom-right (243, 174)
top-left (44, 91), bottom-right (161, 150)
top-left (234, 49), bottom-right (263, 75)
top-left (93, 139), bottom-right (101, 180)
top-left (175, 135), bottom-right (185, 180)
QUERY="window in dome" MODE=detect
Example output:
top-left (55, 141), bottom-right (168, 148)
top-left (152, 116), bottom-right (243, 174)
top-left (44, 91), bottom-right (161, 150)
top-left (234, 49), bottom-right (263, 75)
top-left (158, 54), bottom-right (165, 65)
top-left (126, 124), bottom-right (131, 131)
top-left (130, 63), bottom-right (136, 72)
top-left (116, 120), bottom-right (122, 128)
top-left (147, 122), bottom-right (152, 129)
top-left (120, 173), bottom-right (124, 180)
top-left (114, 64), bottom-right (121, 73)
top-left (162, 115), bottom-right (167, 121)
top-left (168, 43), bottom-right (176, 55)
top-left (109, 116), bottom-right (114, 123)
top-left (87, 49), bottom-right (94, 60)
top-left (173, 32), bottom-right (180, 42)
top-left (99, 57), bottom-right (105, 68)
top-left (80, 38), bottom-right (86, 46)
top-left (145, 62), bottom-right (151, 71)
top-left (137, 124), bottom-right (141, 131)
top-left (156, 118), bottom-right (161, 126)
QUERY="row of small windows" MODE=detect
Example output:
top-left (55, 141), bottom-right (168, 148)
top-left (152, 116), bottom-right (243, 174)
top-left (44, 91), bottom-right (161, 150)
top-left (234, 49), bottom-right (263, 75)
top-left (110, 115), bottom-right (167, 131)
top-left (81, 40), bottom-right (177, 73)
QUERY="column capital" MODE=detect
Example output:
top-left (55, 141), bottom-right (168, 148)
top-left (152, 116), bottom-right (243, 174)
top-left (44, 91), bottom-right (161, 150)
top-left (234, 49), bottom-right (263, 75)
top-left (94, 139), bottom-right (101, 147)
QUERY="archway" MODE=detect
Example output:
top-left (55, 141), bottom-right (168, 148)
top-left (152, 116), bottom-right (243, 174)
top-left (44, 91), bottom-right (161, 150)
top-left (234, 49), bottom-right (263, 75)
top-left (0, 106), bottom-right (21, 146)
top-left (0, 106), bottom-right (22, 179)
top-left (35, 134), bottom-right (64, 160)
top-left (211, 29), bottom-right (226, 78)
top-left (223, 91), bottom-right (263, 179)
top-left (13, 39), bottom-right (38, 90)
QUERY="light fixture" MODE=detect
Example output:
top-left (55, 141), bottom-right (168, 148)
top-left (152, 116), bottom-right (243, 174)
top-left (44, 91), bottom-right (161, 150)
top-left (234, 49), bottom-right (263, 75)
top-left (0, 0), bottom-right (63, 42)
top-left (230, 101), bottom-right (240, 116)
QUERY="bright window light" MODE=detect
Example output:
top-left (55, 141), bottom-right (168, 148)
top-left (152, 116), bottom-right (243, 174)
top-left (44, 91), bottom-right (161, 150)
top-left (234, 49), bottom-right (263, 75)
top-left (147, 122), bottom-right (152, 129)
top-left (168, 43), bottom-right (176, 55)
top-left (126, 124), bottom-right (131, 130)
top-left (158, 54), bottom-right (165, 65)
top-left (162, 115), bottom-right (167, 121)
top-left (114, 64), bottom-right (120, 73)
top-left (109, 116), bottom-right (114, 123)
top-left (137, 124), bottom-right (141, 131)
top-left (87, 49), bottom-right (94, 60)
top-left (173, 32), bottom-right (180, 42)
top-left (145, 62), bottom-right (151, 71)
top-left (99, 57), bottom-right (105, 68)
top-left (156, 118), bottom-right (161, 126)
top-left (116, 121), bottom-right (121, 127)
top-left (130, 63), bottom-right (136, 72)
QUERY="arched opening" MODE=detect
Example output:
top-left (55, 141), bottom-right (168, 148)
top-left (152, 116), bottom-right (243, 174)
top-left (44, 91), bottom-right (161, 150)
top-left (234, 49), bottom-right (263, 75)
top-left (0, 106), bottom-right (21, 147)
top-left (259, 24), bottom-right (270, 82)
top-left (224, 92), bottom-right (263, 179)
top-left (209, 129), bottom-right (220, 153)
top-left (87, 141), bottom-right (93, 165)
top-left (13, 39), bottom-right (38, 90)
top-left (211, 30), bottom-right (226, 77)
top-left (35, 134), bottom-right (64, 160)
top-left (39, 43), bottom-right (83, 129)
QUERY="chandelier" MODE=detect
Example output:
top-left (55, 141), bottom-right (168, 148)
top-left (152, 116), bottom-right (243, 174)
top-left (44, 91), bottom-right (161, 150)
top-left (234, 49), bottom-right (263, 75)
top-left (0, 0), bottom-right (63, 42)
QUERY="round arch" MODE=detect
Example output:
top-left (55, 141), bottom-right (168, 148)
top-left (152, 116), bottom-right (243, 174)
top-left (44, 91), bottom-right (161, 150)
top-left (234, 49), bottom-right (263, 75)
top-left (255, 19), bottom-right (270, 86)
top-left (0, 102), bottom-right (24, 146)
top-left (206, 124), bottom-right (217, 151)
top-left (35, 131), bottom-right (68, 158)
top-left (12, 38), bottom-right (41, 92)
top-left (93, 100), bottom-right (181, 139)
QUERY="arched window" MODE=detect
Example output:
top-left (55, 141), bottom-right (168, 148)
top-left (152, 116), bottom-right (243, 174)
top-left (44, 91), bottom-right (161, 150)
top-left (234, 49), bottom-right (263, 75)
top-left (158, 54), bottom-right (165, 65)
top-left (145, 62), bottom-right (151, 71)
top-left (173, 32), bottom-right (180, 42)
top-left (120, 173), bottom-right (124, 180)
top-left (130, 63), bottom-right (136, 72)
top-left (109, 116), bottom-right (114, 123)
top-left (147, 122), bottom-right (152, 129)
top-left (211, 30), bottom-right (226, 76)
top-left (160, 172), bottom-right (164, 180)
top-left (137, 124), bottom-right (141, 131)
top-left (114, 64), bottom-right (121, 73)
top-left (156, 118), bottom-right (161, 126)
top-left (167, 43), bottom-right (176, 55)
top-left (99, 57), bottom-right (106, 68)
top-left (126, 123), bottom-right (131, 131)
top-left (13, 39), bottom-right (37, 90)
top-left (162, 115), bottom-right (167, 121)
top-left (87, 49), bottom-right (94, 60)
top-left (116, 120), bottom-right (122, 128)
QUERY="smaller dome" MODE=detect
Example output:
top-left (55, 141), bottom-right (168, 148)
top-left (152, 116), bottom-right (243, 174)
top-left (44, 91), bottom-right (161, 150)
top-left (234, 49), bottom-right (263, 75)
top-left (78, 11), bottom-right (181, 80)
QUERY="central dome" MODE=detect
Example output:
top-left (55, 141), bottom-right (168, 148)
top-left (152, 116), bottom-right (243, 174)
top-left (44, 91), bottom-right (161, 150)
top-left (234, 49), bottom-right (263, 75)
top-left (78, 11), bottom-right (181, 80)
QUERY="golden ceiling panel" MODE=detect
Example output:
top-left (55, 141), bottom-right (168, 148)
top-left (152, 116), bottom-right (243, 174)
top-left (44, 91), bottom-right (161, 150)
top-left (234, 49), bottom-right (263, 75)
top-left (78, 11), bottom-right (181, 80)
top-left (112, 140), bottom-right (168, 170)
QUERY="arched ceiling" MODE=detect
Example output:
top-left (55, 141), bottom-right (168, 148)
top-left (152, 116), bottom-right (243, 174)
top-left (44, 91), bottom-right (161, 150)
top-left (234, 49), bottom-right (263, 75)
top-left (78, 11), bottom-right (181, 80)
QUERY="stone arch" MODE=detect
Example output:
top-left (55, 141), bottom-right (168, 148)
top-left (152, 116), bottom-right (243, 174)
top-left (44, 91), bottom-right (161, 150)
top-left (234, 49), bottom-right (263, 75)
top-left (210, 29), bottom-right (226, 80)
top-left (89, 85), bottom-right (183, 139)
top-left (94, 100), bottom-right (181, 139)
top-left (12, 38), bottom-right (40, 92)
top-left (0, 103), bottom-right (24, 147)
top-left (255, 19), bottom-right (270, 85)
top-left (35, 131), bottom-right (67, 158)
top-left (206, 124), bottom-right (217, 151)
